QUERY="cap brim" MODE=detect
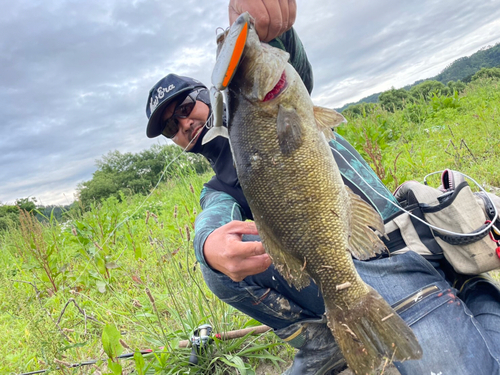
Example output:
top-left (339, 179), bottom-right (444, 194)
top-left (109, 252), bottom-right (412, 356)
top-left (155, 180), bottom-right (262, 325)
top-left (146, 87), bottom-right (194, 138)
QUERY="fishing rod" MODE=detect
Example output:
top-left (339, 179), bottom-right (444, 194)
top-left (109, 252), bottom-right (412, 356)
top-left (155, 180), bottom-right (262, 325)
top-left (17, 324), bottom-right (270, 375)
top-left (19, 350), bottom-right (155, 375)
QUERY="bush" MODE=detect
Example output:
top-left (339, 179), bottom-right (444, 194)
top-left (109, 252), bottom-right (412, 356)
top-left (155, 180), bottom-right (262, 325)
top-left (77, 144), bottom-right (211, 208)
top-left (471, 67), bottom-right (500, 81)
top-left (342, 102), bottom-right (380, 118)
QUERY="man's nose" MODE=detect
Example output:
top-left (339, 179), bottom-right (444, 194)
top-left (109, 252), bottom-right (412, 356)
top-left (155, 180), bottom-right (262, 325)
top-left (177, 117), bottom-right (192, 132)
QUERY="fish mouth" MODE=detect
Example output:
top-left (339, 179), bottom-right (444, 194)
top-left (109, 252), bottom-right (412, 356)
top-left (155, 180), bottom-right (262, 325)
top-left (263, 70), bottom-right (287, 102)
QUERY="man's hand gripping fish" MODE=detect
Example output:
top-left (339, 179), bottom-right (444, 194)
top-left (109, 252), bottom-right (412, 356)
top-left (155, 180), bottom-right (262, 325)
top-left (207, 13), bottom-right (423, 374)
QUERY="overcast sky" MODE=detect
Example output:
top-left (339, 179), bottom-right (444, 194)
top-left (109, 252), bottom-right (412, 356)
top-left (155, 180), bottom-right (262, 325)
top-left (1, 0), bottom-right (500, 206)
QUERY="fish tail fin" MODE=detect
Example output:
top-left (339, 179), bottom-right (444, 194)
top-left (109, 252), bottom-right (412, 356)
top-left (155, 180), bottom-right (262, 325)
top-left (326, 286), bottom-right (422, 374)
top-left (202, 125), bottom-right (229, 145)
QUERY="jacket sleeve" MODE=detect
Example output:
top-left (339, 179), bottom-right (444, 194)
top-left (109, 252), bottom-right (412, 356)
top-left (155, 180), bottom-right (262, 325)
top-left (269, 27), bottom-right (314, 94)
top-left (193, 186), bottom-right (247, 267)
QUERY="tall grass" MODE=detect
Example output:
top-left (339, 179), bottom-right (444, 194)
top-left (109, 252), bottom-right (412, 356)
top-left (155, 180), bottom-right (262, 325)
top-left (1, 170), bottom-right (287, 374)
top-left (338, 79), bottom-right (500, 191)
top-left (1, 78), bottom-right (499, 374)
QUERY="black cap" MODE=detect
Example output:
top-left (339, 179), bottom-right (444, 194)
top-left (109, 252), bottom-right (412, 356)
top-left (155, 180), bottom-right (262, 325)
top-left (146, 74), bottom-right (207, 138)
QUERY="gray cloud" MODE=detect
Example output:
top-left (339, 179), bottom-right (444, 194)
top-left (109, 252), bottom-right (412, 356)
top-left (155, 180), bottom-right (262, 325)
top-left (1, 0), bottom-right (499, 205)
top-left (298, 0), bottom-right (500, 106)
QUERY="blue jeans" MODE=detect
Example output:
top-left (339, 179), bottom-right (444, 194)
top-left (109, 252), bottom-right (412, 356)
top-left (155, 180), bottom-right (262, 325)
top-left (201, 247), bottom-right (500, 374)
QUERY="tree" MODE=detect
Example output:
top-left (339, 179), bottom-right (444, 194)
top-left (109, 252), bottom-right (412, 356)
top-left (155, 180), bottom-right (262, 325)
top-left (77, 144), bottom-right (210, 207)
top-left (471, 67), bottom-right (500, 81)
top-left (0, 204), bottom-right (19, 232)
top-left (379, 88), bottom-right (410, 111)
top-left (447, 80), bottom-right (466, 93)
top-left (343, 102), bottom-right (380, 118)
top-left (409, 80), bottom-right (450, 101)
top-left (15, 197), bottom-right (37, 213)
top-left (0, 197), bottom-right (40, 231)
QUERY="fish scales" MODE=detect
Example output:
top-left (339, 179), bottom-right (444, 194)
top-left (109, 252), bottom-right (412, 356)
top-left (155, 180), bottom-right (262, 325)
top-left (216, 13), bottom-right (422, 374)
top-left (230, 90), bottom-right (366, 309)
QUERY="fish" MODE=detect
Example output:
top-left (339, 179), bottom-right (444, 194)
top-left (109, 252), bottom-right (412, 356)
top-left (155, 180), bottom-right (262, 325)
top-left (212, 12), bottom-right (423, 374)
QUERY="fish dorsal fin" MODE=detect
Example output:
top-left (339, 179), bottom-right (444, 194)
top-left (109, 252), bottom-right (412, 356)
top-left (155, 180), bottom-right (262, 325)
top-left (257, 222), bottom-right (311, 290)
top-left (345, 186), bottom-right (387, 260)
top-left (313, 106), bottom-right (347, 140)
top-left (277, 105), bottom-right (303, 155)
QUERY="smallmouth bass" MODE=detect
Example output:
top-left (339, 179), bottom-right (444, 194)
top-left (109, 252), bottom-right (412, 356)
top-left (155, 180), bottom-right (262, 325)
top-left (212, 13), bottom-right (422, 374)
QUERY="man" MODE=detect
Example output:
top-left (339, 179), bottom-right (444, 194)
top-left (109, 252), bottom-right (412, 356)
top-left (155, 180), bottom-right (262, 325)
top-left (145, 1), bottom-right (500, 374)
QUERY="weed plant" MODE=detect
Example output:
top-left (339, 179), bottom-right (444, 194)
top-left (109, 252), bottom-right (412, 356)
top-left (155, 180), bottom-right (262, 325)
top-left (1, 169), bottom-right (287, 374)
top-left (1, 77), bottom-right (499, 374)
top-left (338, 78), bottom-right (500, 192)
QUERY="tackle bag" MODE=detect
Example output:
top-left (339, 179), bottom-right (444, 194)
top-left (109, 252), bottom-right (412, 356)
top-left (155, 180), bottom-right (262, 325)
top-left (384, 170), bottom-right (500, 275)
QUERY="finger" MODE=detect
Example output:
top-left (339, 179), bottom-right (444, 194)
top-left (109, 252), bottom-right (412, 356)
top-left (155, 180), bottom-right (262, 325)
top-left (254, 0), bottom-right (281, 42)
top-left (286, 0), bottom-right (296, 30)
top-left (279, 0), bottom-right (289, 35)
top-left (228, 0), bottom-right (266, 25)
top-left (234, 239), bottom-right (266, 258)
top-left (243, 253), bottom-right (272, 273)
top-left (225, 220), bottom-right (259, 235)
top-left (228, 0), bottom-right (240, 25)
top-left (229, 254), bottom-right (272, 281)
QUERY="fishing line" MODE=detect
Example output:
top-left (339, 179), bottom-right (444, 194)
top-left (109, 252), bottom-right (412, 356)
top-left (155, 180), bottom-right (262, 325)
top-left (69, 113), bottom-right (214, 289)
top-left (52, 112), bottom-right (216, 374)
top-left (102, 112), bottom-right (214, 243)
top-left (329, 144), bottom-right (498, 238)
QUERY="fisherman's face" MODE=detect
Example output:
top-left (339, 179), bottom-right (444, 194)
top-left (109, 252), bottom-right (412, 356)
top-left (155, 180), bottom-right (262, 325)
top-left (161, 92), bottom-right (210, 151)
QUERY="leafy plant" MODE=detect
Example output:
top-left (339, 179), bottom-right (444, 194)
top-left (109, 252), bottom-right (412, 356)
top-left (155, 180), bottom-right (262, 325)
top-left (102, 323), bottom-right (123, 375)
top-left (430, 90), bottom-right (461, 113)
top-left (11, 209), bottom-right (61, 293)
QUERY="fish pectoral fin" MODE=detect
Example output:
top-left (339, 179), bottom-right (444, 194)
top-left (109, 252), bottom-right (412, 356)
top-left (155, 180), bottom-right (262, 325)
top-left (346, 186), bottom-right (387, 260)
top-left (277, 104), bottom-right (304, 155)
top-left (258, 225), bottom-right (311, 290)
top-left (313, 106), bottom-right (347, 140)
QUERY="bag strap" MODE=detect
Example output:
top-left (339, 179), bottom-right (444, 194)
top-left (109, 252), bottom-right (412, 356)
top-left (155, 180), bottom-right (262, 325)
top-left (476, 191), bottom-right (497, 221)
top-left (433, 223), bottom-right (491, 245)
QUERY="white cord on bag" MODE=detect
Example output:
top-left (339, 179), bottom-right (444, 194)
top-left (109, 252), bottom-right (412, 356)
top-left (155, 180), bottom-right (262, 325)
top-left (329, 145), bottom-right (498, 238)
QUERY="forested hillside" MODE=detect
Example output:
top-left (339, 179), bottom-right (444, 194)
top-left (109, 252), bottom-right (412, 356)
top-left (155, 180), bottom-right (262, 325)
top-left (434, 43), bottom-right (500, 83)
top-left (338, 43), bottom-right (500, 112)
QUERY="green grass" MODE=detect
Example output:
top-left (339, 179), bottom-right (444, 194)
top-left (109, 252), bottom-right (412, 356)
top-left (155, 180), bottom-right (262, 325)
top-left (338, 79), bottom-right (500, 191)
top-left (0, 171), bottom-right (289, 374)
top-left (1, 78), bottom-right (499, 374)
